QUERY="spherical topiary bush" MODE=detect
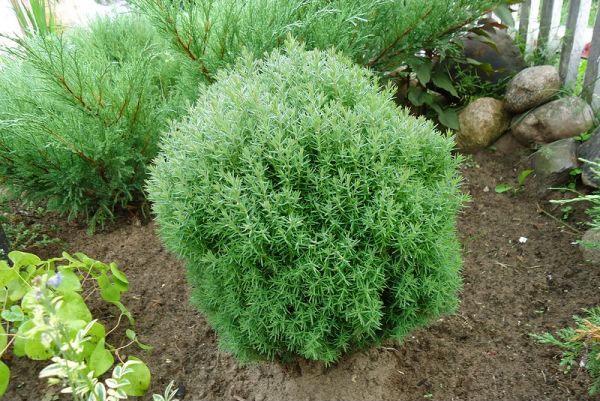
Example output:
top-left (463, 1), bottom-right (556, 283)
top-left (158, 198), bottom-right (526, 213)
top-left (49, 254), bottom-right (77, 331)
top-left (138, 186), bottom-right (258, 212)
top-left (148, 41), bottom-right (466, 363)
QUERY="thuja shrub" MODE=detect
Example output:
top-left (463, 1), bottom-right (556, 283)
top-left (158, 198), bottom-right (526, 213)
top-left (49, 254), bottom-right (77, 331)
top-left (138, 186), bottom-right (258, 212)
top-left (148, 42), bottom-right (466, 363)
top-left (0, 16), bottom-right (193, 229)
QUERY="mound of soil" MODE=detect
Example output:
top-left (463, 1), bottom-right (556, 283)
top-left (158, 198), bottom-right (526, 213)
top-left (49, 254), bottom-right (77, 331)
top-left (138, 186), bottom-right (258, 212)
top-left (4, 149), bottom-right (599, 401)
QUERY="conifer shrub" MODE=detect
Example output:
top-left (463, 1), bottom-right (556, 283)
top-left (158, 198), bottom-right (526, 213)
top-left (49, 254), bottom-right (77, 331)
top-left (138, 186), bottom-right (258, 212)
top-left (148, 42), bottom-right (466, 363)
top-left (132, 0), bottom-right (506, 78)
top-left (0, 16), bottom-right (193, 229)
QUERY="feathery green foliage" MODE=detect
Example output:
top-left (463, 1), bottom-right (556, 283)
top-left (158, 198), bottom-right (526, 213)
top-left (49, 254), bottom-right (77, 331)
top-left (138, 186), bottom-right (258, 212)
top-left (534, 308), bottom-right (600, 395)
top-left (130, 0), bottom-right (507, 81)
top-left (0, 16), bottom-right (193, 229)
top-left (148, 42), bottom-right (466, 363)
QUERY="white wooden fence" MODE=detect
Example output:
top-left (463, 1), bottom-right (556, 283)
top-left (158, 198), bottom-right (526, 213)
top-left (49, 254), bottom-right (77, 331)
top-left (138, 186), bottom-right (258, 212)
top-left (513, 0), bottom-right (600, 110)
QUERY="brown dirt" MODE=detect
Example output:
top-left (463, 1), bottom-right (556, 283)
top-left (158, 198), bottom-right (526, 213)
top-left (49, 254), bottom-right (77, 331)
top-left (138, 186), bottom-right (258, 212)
top-left (4, 148), bottom-right (600, 401)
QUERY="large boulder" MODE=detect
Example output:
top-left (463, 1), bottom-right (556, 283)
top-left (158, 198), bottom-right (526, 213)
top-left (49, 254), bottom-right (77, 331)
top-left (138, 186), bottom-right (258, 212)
top-left (578, 127), bottom-right (600, 188)
top-left (581, 229), bottom-right (600, 266)
top-left (460, 23), bottom-right (526, 84)
top-left (457, 97), bottom-right (511, 152)
top-left (529, 138), bottom-right (579, 194)
top-left (505, 66), bottom-right (561, 113)
top-left (511, 97), bottom-right (594, 146)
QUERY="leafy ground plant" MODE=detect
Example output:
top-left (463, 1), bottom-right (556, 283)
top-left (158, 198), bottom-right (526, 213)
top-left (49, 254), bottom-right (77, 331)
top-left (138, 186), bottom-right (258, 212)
top-left (0, 192), bottom-right (61, 252)
top-left (0, 251), bottom-right (151, 399)
top-left (148, 40), bottom-right (466, 364)
top-left (495, 169), bottom-right (534, 194)
top-left (533, 308), bottom-right (600, 395)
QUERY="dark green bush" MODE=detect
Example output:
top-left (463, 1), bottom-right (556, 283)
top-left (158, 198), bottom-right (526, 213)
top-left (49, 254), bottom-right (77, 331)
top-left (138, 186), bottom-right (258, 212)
top-left (148, 42), bottom-right (466, 363)
top-left (133, 0), bottom-right (507, 79)
top-left (132, 0), bottom-right (510, 128)
top-left (0, 16), bottom-right (193, 229)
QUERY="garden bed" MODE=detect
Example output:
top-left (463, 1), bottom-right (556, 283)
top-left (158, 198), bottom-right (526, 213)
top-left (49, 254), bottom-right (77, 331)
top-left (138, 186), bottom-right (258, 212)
top-left (4, 149), bottom-right (598, 401)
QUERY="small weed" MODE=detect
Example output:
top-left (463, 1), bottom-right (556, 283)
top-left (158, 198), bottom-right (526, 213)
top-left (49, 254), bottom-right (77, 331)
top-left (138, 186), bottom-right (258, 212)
top-left (561, 206), bottom-right (574, 220)
top-left (0, 191), bottom-right (61, 251)
top-left (495, 169), bottom-right (534, 194)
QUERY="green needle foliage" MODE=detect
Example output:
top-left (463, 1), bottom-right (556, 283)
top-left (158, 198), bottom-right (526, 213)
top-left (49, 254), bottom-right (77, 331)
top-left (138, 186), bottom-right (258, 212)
top-left (130, 0), bottom-right (508, 82)
top-left (148, 41), bottom-right (466, 363)
top-left (534, 308), bottom-right (600, 395)
top-left (0, 16), bottom-right (193, 230)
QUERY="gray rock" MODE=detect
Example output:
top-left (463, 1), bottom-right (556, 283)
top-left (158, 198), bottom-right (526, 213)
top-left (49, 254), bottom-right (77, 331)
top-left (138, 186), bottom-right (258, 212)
top-left (511, 97), bottom-right (594, 146)
top-left (505, 65), bottom-right (561, 113)
top-left (529, 138), bottom-right (580, 194)
top-left (581, 229), bottom-right (600, 265)
top-left (492, 132), bottom-right (529, 157)
top-left (578, 127), bottom-right (600, 188)
top-left (460, 24), bottom-right (526, 84)
top-left (457, 98), bottom-right (511, 153)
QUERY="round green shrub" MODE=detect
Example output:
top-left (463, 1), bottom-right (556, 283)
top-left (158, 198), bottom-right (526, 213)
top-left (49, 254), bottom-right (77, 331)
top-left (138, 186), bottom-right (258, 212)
top-left (148, 41), bottom-right (466, 363)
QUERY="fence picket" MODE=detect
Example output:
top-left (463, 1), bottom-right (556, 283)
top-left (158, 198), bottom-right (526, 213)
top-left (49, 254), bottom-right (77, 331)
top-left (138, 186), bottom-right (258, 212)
top-left (519, 0), bottom-right (532, 42)
top-left (539, 0), bottom-right (564, 56)
top-left (583, 5), bottom-right (600, 110)
top-left (560, 0), bottom-right (593, 86)
top-left (526, 0), bottom-right (542, 53)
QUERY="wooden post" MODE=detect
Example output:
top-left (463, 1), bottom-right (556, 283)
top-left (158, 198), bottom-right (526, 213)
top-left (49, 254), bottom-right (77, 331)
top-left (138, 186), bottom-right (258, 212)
top-left (559, 0), bottom-right (593, 87)
top-left (538, 0), bottom-right (564, 57)
top-left (583, 5), bottom-right (600, 110)
top-left (519, 0), bottom-right (532, 41)
top-left (520, 0), bottom-right (542, 54)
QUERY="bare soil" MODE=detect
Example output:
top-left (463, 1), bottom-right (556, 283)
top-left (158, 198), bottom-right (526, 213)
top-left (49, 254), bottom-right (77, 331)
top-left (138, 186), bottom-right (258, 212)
top-left (4, 148), bottom-right (599, 401)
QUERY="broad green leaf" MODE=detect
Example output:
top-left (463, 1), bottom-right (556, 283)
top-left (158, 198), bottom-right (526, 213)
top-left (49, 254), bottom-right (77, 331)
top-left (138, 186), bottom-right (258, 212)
top-left (437, 108), bottom-right (459, 130)
top-left (13, 320), bottom-right (34, 357)
top-left (93, 382), bottom-right (107, 401)
top-left (431, 70), bottom-right (458, 97)
top-left (0, 361), bottom-right (9, 397)
top-left (122, 357), bottom-right (151, 396)
top-left (6, 278), bottom-right (28, 302)
top-left (88, 321), bottom-right (106, 344)
top-left (110, 263), bottom-right (128, 288)
top-left (73, 253), bottom-right (106, 272)
top-left (55, 291), bottom-right (92, 323)
top-left (126, 329), bottom-right (153, 351)
top-left (0, 325), bottom-right (7, 354)
top-left (114, 301), bottom-right (135, 325)
top-left (98, 274), bottom-right (121, 303)
top-left (24, 333), bottom-right (52, 360)
top-left (8, 251), bottom-right (41, 268)
top-left (470, 27), bottom-right (492, 38)
top-left (570, 168), bottom-right (583, 176)
top-left (408, 86), bottom-right (426, 106)
top-left (61, 252), bottom-right (86, 269)
top-left (89, 339), bottom-right (114, 378)
top-left (495, 183), bottom-right (513, 193)
top-left (494, 4), bottom-right (515, 28)
top-left (1, 305), bottom-right (24, 322)
top-left (0, 262), bottom-right (17, 287)
top-left (474, 34), bottom-right (499, 52)
top-left (56, 267), bottom-right (82, 293)
top-left (518, 169), bottom-right (534, 186)
top-left (412, 59), bottom-right (432, 85)
top-left (65, 319), bottom-right (87, 335)
top-left (21, 290), bottom-right (37, 312)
